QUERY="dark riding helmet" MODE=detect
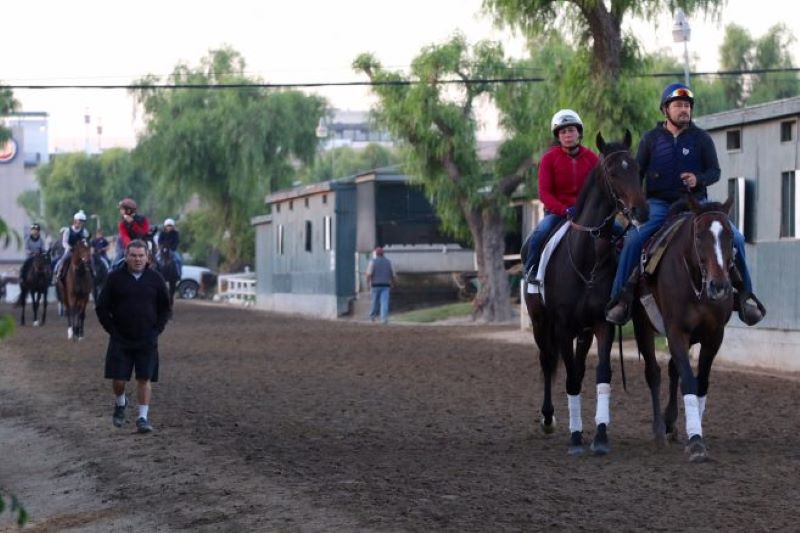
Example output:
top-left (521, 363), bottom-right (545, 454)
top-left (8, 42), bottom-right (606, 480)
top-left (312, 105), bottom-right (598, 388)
top-left (118, 197), bottom-right (138, 211)
top-left (660, 83), bottom-right (694, 111)
top-left (30, 223), bottom-right (41, 231)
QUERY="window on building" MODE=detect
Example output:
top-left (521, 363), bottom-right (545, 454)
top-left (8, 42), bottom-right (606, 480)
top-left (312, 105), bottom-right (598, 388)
top-left (304, 197), bottom-right (309, 208)
top-left (324, 216), bottom-right (332, 250)
top-left (781, 121), bottom-right (795, 142)
top-left (322, 194), bottom-right (327, 204)
top-left (276, 203), bottom-right (281, 213)
top-left (304, 220), bottom-right (312, 252)
top-left (726, 130), bottom-right (742, 151)
top-left (277, 224), bottom-right (285, 255)
top-left (780, 170), bottom-right (799, 238)
top-left (289, 200), bottom-right (294, 210)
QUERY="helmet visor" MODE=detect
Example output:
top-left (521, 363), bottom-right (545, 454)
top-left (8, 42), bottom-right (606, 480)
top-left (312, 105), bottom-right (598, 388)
top-left (666, 87), bottom-right (694, 101)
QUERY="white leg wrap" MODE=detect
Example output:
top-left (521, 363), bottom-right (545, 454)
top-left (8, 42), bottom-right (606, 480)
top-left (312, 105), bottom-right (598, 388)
top-left (698, 395), bottom-right (707, 421)
top-left (595, 383), bottom-right (611, 426)
top-left (683, 394), bottom-right (703, 438)
top-left (568, 394), bottom-right (582, 433)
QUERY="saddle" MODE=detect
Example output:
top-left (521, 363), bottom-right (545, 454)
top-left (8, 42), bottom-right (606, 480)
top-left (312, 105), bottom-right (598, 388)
top-left (641, 213), bottom-right (691, 277)
top-left (527, 221), bottom-right (571, 304)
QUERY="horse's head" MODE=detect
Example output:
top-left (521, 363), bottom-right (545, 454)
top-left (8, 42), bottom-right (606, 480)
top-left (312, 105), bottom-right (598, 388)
top-left (72, 239), bottom-right (92, 267)
top-left (688, 195), bottom-right (734, 301)
top-left (596, 131), bottom-right (649, 225)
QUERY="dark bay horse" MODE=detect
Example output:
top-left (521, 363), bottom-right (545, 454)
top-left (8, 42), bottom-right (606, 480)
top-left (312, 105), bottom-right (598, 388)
top-left (631, 196), bottom-right (735, 462)
top-left (521, 131), bottom-right (649, 456)
top-left (57, 239), bottom-right (94, 340)
top-left (19, 252), bottom-right (52, 326)
top-left (156, 246), bottom-right (180, 311)
top-left (91, 252), bottom-right (109, 301)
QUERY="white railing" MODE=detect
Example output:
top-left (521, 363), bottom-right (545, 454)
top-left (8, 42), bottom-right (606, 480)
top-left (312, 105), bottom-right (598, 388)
top-left (216, 271), bottom-right (256, 306)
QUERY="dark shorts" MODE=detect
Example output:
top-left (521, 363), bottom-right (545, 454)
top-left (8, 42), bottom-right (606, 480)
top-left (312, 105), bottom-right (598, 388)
top-left (104, 336), bottom-right (159, 382)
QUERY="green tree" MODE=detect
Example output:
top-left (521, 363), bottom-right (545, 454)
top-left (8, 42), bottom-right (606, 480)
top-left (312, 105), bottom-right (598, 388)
top-left (0, 83), bottom-right (19, 144)
top-left (483, 0), bottom-right (724, 81)
top-left (33, 149), bottom-right (150, 240)
top-left (0, 215), bottom-right (28, 528)
top-left (131, 47), bottom-right (327, 270)
top-left (355, 35), bottom-right (535, 322)
top-left (718, 23), bottom-right (800, 108)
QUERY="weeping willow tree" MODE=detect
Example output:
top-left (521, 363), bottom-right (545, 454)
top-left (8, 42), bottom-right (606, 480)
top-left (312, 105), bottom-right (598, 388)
top-left (355, 35), bottom-right (535, 322)
top-left (131, 47), bottom-right (327, 269)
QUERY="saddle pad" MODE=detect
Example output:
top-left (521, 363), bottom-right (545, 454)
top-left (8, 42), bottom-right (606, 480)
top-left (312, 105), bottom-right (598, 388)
top-left (643, 215), bottom-right (688, 277)
top-left (526, 221), bottom-right (570, 306)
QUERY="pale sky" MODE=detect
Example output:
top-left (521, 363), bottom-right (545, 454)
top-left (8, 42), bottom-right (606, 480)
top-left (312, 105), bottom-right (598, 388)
top-left (4, 0), bottom-right (799, 152)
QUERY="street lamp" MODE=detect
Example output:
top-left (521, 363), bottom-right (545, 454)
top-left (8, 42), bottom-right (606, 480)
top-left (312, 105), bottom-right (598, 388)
top-left (315, 117), bottom-right (334, 180)
top-left (90, 213), bottom-right (101, 232)
top-left (672, 8), bottom-right (691, 87)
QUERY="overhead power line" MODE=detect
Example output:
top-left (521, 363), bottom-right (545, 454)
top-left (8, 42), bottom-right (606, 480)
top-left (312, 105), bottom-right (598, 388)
top-left (2, 68), bottom-right (799, 90)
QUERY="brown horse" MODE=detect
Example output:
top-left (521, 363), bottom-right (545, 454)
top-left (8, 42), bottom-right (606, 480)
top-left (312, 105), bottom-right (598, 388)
top-left (19, 252), bottom-right (52, 326)
top-left (631, 196), bottom-right (735, 462)
top-left (521, 131), bottom-right (649, 456)
top-left (57, 238), bottom-right (94, 340)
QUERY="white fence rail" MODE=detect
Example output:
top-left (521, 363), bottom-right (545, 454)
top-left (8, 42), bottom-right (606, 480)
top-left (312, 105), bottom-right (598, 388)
top-left (216, 272), bottom-right (256, 306)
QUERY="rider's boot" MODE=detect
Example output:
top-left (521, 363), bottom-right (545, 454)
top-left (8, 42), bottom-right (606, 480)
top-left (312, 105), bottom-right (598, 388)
top-left (605, 270), bottom-right (639, 325)
top-left (730, 265), bottom-right (766, 326)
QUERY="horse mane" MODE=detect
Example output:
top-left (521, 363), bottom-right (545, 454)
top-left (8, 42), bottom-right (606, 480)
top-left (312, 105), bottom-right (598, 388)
top-left (573, 140), bottom-right (630, 215)
top-left (667, 197), bottom-right (729, 218)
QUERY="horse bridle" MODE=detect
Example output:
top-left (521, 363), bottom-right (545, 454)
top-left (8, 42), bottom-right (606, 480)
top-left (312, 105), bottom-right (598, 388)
top-left (683, 210), bottom-right (733, 300)
top-left (567, 150), bottom-right (637, 287)
top-left (570, 150), bottom-right (636, 237)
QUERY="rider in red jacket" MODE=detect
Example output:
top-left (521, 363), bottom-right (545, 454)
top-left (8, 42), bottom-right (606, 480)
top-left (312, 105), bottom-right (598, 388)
top-left (114, 198), bottom-right (150, 267)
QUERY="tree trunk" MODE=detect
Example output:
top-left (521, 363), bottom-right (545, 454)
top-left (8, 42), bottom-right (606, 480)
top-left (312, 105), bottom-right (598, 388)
top-left (582, 2), bottom-right (623, 80)
top-left (472, 206), bottom-right (514, 322)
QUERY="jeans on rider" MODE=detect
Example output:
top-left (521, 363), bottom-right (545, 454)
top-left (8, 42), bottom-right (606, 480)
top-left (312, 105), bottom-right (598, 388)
top-left (524, 212), bottom-right (565, 283)
top-left (610, 197), bottom-right (753, 302)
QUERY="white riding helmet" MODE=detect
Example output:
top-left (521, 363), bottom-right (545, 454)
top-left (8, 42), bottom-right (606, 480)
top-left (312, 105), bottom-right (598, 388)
top-left (164, 218), bottom-right (176, 227)
top-left (73, 210), bottom-right (87, 221)
top-left (551, 109), bottom-right (584, 137)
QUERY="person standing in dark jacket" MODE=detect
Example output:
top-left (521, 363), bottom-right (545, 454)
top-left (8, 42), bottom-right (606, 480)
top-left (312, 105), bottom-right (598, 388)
top-left (606, 83), bottom-right (764, 326)
top-left (96, 239), bottom-right (170, 433)
top-left (366, 246), bottom-right (396, 324)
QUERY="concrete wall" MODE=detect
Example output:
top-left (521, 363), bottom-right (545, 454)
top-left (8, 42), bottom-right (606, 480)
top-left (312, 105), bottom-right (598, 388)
top-left (0, 126), bottom-right (41, 263)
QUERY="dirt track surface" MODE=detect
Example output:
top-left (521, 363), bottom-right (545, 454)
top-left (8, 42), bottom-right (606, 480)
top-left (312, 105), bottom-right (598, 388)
top-left (1, 301), bottom-right (799, 531)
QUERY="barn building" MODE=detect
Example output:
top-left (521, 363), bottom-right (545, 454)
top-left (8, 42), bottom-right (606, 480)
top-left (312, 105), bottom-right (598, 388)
top-left (693, 96), bottom-right (800, 368)
top-left (253, 168), bottom-right (475, 319)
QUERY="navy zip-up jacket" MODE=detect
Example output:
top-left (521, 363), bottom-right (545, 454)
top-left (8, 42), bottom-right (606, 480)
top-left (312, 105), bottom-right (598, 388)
top-left (637, 121), bottom-right (720, 203)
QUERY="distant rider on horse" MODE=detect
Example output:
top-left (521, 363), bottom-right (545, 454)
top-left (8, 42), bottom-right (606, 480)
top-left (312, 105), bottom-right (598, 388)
top-left (16, 222), bottom-right (47, 305)
top-left (91, 227), bottom-right (112, 270)
top-left (156, 218), bottom-right (182, 277)
top-left (113, 197), bottom-right (151, 269)
top-left (54, 210), bottom-right (90, 282)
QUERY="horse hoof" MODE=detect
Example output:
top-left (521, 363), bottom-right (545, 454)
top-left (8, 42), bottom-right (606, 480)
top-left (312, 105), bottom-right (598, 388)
top-left (685, 435), bottom-right (708, 463)
top-left (540, 415), bottom-right (556, 434)
top-left (33, 321), bottom-right (39, 327)
top-left (67, 327), bottom-right (73, 339)
top-left (568, 431), bottom-right (584, 456)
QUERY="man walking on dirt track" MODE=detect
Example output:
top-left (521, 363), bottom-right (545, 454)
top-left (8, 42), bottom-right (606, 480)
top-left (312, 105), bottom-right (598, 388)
top-left (96, 239), bottom-right (170, 434)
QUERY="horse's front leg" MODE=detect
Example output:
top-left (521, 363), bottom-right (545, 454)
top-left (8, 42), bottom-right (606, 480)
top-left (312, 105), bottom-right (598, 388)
top-left (19, 291), bottom-right (26, 326)
top-left (664, 358), bottom-right (680, 440)
top-left (666, 327), bottom-right (707, 462)
top-left (41, 291), bottom-right (48, 326)
top-left (632, 302), bottom-right (666, 446)
top-left (557, 329), bottom-right (585, 456)
top-left (66, 304), bottom-right (75, 340)
top-left (696, 330), bottom-right (724, 428)
top-left (589, 322), bottom-right (613, 455)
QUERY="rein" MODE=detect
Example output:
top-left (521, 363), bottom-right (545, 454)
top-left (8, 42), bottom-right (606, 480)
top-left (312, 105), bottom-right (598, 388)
top-left (567, 150), bottom-right (637, 286)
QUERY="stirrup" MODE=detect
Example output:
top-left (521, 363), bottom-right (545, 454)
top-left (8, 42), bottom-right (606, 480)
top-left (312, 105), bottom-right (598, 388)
top-left (735, 291), bottom-right (766, 326)
top-left (605, 298), bottom-right (631, 325)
